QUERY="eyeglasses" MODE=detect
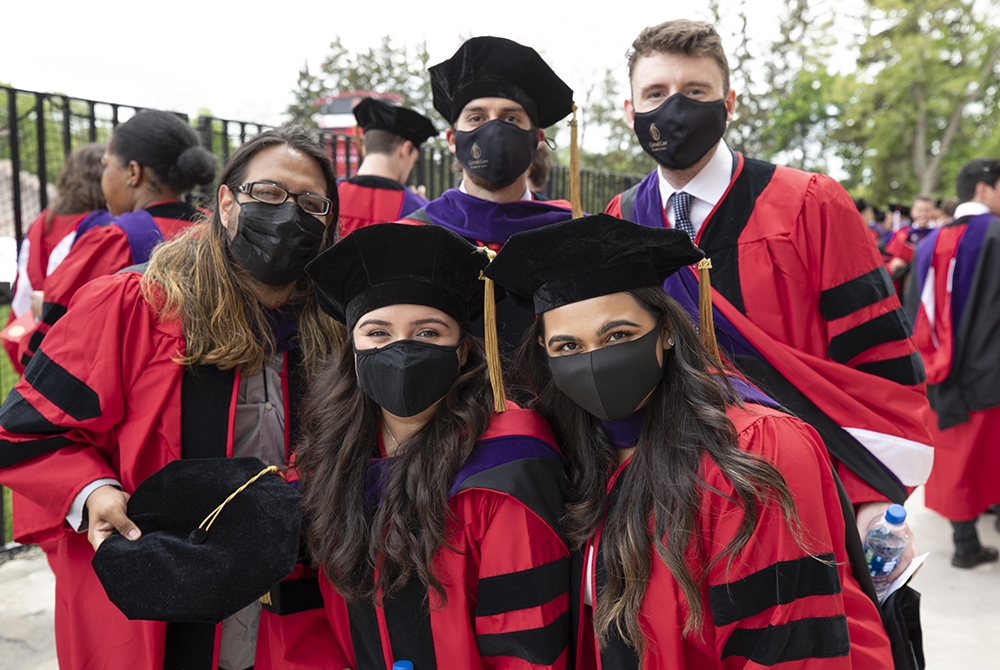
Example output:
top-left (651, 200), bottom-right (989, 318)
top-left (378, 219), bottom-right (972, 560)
top-left (236, 182), bottom-right (333, 216)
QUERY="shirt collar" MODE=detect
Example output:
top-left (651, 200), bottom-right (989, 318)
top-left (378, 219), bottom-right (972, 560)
top-left (954, 201), bottom-right (991, 219)
top-left (458, 179), bottom-right (533, 201)
top-left (657, 139), bottom-right (733, 209)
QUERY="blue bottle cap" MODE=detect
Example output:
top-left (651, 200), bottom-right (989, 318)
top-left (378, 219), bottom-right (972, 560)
top-left (393, 662), bottom-right (414, 670)
top-left (884, 503), bottom-right (907, 525)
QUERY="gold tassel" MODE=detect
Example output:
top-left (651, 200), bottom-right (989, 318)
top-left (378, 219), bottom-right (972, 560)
top-left (199, 465), bottom-right (280, 533)
top-left (568, 103), bottom-right (582, 218)
top-left (259, 591), bottom-right (273, 606)
top-left (479, 247), bottom-right (507, 413)
top-left (353, 123), bottom-right (366, 161)
top-left (698, 259), bottom-right (722, 365)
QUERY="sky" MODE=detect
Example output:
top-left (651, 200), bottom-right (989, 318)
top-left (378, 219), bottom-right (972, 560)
top-left (0, 0), bottom-right (827, 128)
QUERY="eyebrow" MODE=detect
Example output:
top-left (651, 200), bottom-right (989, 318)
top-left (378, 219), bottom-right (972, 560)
top-left (597, 319), bottom-right (642, 336)
top-left (546, 334), bottom-right (579, 346)
top-left (412, 318), bottom-right (451, 328)
top-left (356, 318), bottom-right (391, 329)
top-left (464, 105), bottom-right (525, 115)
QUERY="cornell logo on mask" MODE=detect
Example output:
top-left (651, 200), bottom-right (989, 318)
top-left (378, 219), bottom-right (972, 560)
top-left (633, 94), bottom-right (728, 170)
top-left (455, 119), bottom-right (539, 186)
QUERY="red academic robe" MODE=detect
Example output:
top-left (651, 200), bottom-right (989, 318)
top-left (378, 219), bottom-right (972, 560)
top-left (5, 209), bottom-right (111, 371)
top-left (16, 200), bottom-right (199, 369)
top-left (0, 270), bottom-right (310, 670)
top-left (576, 405), bottom-right (893, 669)
top-left (257, 408), bottom-right (571, 669)
top-left (906, 213), bottom-right (1000, 521)
top-left (607, 156), bottom-right (933, 507)
top-left (336, 175), bottom-right (429, 238)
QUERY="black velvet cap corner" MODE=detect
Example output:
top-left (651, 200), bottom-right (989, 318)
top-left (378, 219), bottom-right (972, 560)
top-left (305, 223), bottom-right (496, 329)
top-left (484, 213), bottom-right (705, 314)
top-left (91, 457), bottom-right (301, 623)
top-left (429, 36), bottom-right (573, 128)
top-left (353, 98), bottom-right (438, 148)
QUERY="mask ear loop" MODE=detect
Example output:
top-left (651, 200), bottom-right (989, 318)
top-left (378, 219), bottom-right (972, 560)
top-left (479, 247), bottom-right (508, 413)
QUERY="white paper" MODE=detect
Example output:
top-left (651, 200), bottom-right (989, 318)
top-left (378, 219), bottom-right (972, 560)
top-left (881, 552), bottom-right (930, 602)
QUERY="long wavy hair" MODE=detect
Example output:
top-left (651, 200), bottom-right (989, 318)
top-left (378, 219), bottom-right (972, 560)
top-left (298, 333), bottom-right (495, 604)
top-left (142, 127), bottom-right (345, 375)
top-left (518, 287), bottom-right (802, 654)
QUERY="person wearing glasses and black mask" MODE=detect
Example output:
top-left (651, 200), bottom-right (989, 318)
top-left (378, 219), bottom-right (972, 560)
top-left (0, 127), bottom-right (344, 670)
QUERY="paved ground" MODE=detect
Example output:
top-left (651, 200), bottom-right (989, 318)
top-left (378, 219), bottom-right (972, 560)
top-left (1, 487), bottom-right (998, 669)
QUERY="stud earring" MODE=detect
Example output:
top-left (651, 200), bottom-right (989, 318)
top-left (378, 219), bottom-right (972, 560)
top-left (667, 337), bottom-right (675, 347)
top-left (126, 179), bottom-right (133, 186)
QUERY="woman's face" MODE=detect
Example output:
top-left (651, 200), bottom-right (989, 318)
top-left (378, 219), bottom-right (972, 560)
top-left (353, 304), bottom-right (465, 352)
top-left (100, 147), bottom-right (134, 217)
top-left (541, 292), bottom-right (669, 364)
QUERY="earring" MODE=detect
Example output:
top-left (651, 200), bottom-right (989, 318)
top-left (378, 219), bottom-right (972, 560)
top-left (667, 337), bottom-right (675, 347)
top-left (126, 179), bottom-right (133, 186)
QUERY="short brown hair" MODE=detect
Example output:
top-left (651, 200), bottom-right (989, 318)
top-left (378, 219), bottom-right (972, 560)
top-left (362, 129), bottom-right (412, 156)
top-left (627, 20), bottom-right (731, 94)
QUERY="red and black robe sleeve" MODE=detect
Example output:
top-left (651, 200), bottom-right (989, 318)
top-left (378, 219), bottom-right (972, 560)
top-left (18, 201), bottom-right (198, 369)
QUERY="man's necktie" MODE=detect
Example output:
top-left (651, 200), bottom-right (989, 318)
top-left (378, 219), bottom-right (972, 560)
top-left (671, 191), bottom-right (696, 239)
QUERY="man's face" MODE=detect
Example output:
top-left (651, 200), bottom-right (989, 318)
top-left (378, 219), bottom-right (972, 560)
top-left (979, 177), bottom-right (1000, 217)
top-left (624, 52), bottom-right (736, 127)
top-left (910, 199), bottom-right (935, 228)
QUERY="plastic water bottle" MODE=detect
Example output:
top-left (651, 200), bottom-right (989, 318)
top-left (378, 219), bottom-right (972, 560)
top-left (392, 662), bottom-right (414, 670)
top-left (864, 503), bottom-right (910, 602)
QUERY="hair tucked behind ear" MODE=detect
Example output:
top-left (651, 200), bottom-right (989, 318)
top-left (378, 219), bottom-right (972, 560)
top-left (517, 287), bottom-right (801, 655)
top-left (297, 335), bottom-right (495, 605)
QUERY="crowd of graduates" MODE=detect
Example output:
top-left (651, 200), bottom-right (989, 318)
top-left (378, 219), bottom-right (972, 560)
top-left (1, 16), bottom-right (998, 670)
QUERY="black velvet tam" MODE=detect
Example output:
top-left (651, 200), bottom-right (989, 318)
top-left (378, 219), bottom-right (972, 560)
top-left (353, 98), bottom-right (438, 148)
top-left (91, 458), bottom-right (301, 623)
top-left (484, 213), bottom-right (705, 314)
top-left (305, 223), bottom-right (495, 329)
top-left (429, 36), bottom-right (573, 129)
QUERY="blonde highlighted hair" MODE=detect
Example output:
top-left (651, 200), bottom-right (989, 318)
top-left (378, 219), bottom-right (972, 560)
top-left (141, 127), bottom-right (345, 375)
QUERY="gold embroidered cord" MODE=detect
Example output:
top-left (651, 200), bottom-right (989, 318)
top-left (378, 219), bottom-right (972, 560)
top-left (198, 465), bottom-right (280, 533)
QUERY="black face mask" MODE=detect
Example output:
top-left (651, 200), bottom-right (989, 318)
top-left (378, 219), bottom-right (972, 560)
top-left (548, 324), bottom-right (665, 421)
top-left (633, 94), bottom-right (728, 170)
top-left (455, 120), bottom-right (538, 187)
top-left (355, 339), bottom-right (462, 418)
top-left (230, 201), bottom-right (326, 286)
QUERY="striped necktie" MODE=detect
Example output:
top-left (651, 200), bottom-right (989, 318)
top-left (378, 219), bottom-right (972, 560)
top-left (671, 191), bottom-right (696, 239)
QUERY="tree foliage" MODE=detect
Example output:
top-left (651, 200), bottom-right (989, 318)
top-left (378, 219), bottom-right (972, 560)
top-left (286, 36), bottom-right (439, 128)
top-left (836, 0), bottom-right (1000, 203)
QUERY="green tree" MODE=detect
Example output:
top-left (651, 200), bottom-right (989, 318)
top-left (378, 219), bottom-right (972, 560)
top-left (836, 0), bottom-right (1000, 203)
top-left (285, 36), bottom-right (440, 128)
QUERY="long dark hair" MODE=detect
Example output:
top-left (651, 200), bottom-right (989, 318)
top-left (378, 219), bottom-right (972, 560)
top-left (519, 287), bottom-right (800, 653)
top-left (297, 334), bottom-right (495, 604)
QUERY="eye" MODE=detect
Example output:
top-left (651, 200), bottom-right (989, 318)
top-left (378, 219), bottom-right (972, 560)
top-left (503, 114), bottom-right (520, 124)
top-left (466, 114), bottom-right (483, 124)
top-left (415, 328), bottom-right (440, 338)
top-left (554, 342), bottom-right (581, 353)
top-left (606, 331), bottom-right (631, 344)
top-left (365, 328), bottom-right (390, 338)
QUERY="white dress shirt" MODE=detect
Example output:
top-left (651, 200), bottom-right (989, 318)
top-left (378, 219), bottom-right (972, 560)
top-left (657, 139), bottom-right (736, 236)
top-left (953, 201), bottom-right (991, 219)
